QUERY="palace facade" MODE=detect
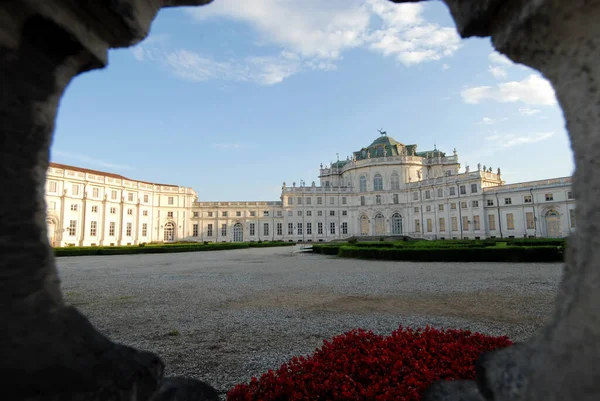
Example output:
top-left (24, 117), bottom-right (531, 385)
top-left (45, 134), bottom-right (575, 247)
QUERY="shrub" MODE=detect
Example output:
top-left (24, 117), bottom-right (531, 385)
top-left (347, 237), bottom-right (358, 245)
top-left (312, 244), bottom-right (342, 255)
top-left (227, 326), bottom-right (512, 401)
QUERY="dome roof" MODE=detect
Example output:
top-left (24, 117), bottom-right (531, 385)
top-left (353, 133), bottom-right (416, 160)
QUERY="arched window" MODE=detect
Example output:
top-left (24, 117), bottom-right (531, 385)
top-left (390, 172), bottom-right (400, 190)
top-left (374, 174), bottom-right (383, 191)
top-left (359, 175), bottom-right (367, 192)
top-left (375, 213), bottom-right (385, 235)
top-left (360, 215), bottom-right (369, 235)
top-left (164, 222), bottom-right (175, 242)
top-left (391, 213), bottom-right (403, 235)
top-left (233, 223), bottom-right (243, 242)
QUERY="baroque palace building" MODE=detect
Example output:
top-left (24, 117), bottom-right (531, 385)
top-left (45, 133), bottom-right (575, 247)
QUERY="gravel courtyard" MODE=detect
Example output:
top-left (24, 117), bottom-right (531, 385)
top-left (57, 246), bottom-right (563, 395)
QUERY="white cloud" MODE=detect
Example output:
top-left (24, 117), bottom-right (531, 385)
top-left (519, 107), bottom-right (541, 116)
top-left (52, 150), bottom-right (133, 170)
top-left (488, 51), bottom-right (513, 66)
top-left (152, 0), bottom-right (461, 83)
top-left (478, 117), bottom-right (507, 125)
top-left (488, 65), bottom-right (507, 79)
top-left (485, 132), bottom-right (554, 149)
top-left (461, 74), bottom-right (557, 106)
top-left (442, 63), bottom-right (450, 70)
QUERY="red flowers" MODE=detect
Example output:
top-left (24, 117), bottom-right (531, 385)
top-left (227, 326), bottom-right (512, 401)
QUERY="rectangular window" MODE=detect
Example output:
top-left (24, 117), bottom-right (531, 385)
top-left (142, 223), bottom-right (147, 237)
top-left (126, 223), bottom-right (132, 237)
top-left (288, 223), bottom-right (294, 235)
top-left (143, 210), bottom-right (148, 216)
top-left (297, 197), bottom-right (302, 205)
top-left (307, 211), bottom-right (312, 217)
top-left (487, 199), bottom-right (494, 206)
top-left (526, 212), bottom-right (535, 229)
top-left (375, 195), bottom-right (382, 204)
top-left (93, 187), bottom-right (99, 198)
top-left (250, 211), bottom-right (256, 217)
top-left (70, 204), bottom-right (78, 211)
top-left (207, 224), bottom-right (213, 237)
top-left (393, 194), bottom-right (399, 204)
top-left (127, 208), bottom-right (133, 215)
top-left (451, 203), bottom-right (457, 210)
top-left (236, 211), bottom-right (241, 217)
top-left (90, 221), bottom-right (97, 236)
top-left (264, 223), bottom-right (269, 236)
top-left (128, 193), bottom-right (134, 202)
top-left (439, 204), bottom-right (444, 211)
top-left (307, 223), bottom-right (312, 235)
top-left (221, 223), bottom-right (227, 236)
top-left (262, 210), bottom-right (269, 217)
top-left (167, 211), bottom-right (173, 218)
top-left (288, 197), bottom-right (293, 205)
top-left (342, 222), bottom-right (348, 234)
top-left (193, 211), bottom-right (199, 218)
top-left (222, 211), bottom-right (228, 217)
top-left (298, 211), bottom-right (303, 216)
top-left (193, 224), bottom-right (199, 237)
top-left (437, 188), bottom-right (443, 197)
top-left (414, 207), bottom-right (419, 213)
top-left (48, 201), bottom-right (56, 210)
top-left (506, 213), bottom-right (515, 230)
top-left (462, 216), bottom-right (469, 231)
top-left (460, 185), bottom-right (466, 195)
top-left (277, 223), bottom-right (283, 235)
top-left (110, 207), bottom-right (117, 214)
top-left (306, 197), bottom-right (312, 205)
top-left (318, 211), bottom-right (323, 217)
top-left (488, 214), bottom-right (496, 230)
top-left (545, 193), bottom-right (554, 201)
top-left (91, 205), bottom-right (98, 213)
top-left (250, 223), bottom-right (255, 236)
top-left (413, 192), bottom-right (419, 200)
top-left (426, 205), bottom-right (432, 212)
top-left (360, 196), bottom-right (366, 206)
top-left (473, 215), bottom-right (480, 230)
top-left (277, 211), bottom-right (282, 217)
top-left (111, 190), bottom-right (118, 200)
top-left (329, 197), bottom-right (334, 204)
top-left (330, 222), bottom-right (336, 235)
top-left (505, 198), bottom-right (512, 205)
top-left (415, 219), bottom-right (421, 233)
top-left (297, 223), bottom-right (303, 235)
top-left (330, 210), bottom-right (335, 216)
top-left (472, 200), bottom-right (479, 207)
top-left (449, 187), bottom-right (456, 196)
top-left (567, 191), bottom-right (574, 199)
top-left (427, 218), bottom-right (433, 232)
top-left (318, 222), bottom-right (323, 235)
top-left (461, 201), bottom-right (467, 209)
top-left (208, 211), bottom-right (213, 217)
top-left (317, 197), bottom-right (322, 205)
top-left (451, 216), bottom-right (458, 231)
top-left (49, 181), bottom-right (57, 192)
top-left (342, 210), bottom-right (347, 216)
top-left (439, 217), bottom-right (446, 232)
top-left (342, 197), bottom-right (347, 204)
top-left (288, 211), bottom-right (293, 217)
top-left (72, 184), bottom-right (80, 196)
top-left (168, 196), bottom-right (174, 205)
top-left (109, 222), bottom-right (115, 236)
top-left (143, 194), bottom-right (149, 203)
top-left (425, 190), bottom-right (431, 199)
top-left (524, 195), bottom-right (532, 203)
top-left (471, 183), bottom-right (478, 193)
top-left (569, 209), bottom-right (576, 228)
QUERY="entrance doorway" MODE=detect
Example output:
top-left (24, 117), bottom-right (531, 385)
top-left (233, 223), bottom-right (243, 242)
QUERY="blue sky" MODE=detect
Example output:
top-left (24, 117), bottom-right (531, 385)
top-left (51, 0), bottom-right (573, 201)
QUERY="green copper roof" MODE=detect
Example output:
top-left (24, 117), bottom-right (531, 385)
top-left (353, 134), bottom-right (416, 160)
top-left (332, 159), bottom-right (350, 168)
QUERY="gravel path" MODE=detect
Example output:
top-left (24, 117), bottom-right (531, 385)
top-left (57, 246), bottom-right (563, 395)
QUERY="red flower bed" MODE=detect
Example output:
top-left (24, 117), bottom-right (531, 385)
top-left (227, 326), bottom-right (512, 401)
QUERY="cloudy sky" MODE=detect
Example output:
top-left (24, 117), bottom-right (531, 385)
top-left (51, 0), bottom-right (572, 201)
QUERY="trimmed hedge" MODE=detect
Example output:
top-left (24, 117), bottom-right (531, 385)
top-left (54, 241), bottom-right (294, 257)
top-left (338, 245), bottom-right (564, 263)
top-left (312, 244), bottom-right (342, 255)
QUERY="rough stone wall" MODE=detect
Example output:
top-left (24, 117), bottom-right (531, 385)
top-left (0, 0), bottom-right (598, 400)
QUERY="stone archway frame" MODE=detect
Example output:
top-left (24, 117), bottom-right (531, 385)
top-left (1, 1), bottom-right (599, 400)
